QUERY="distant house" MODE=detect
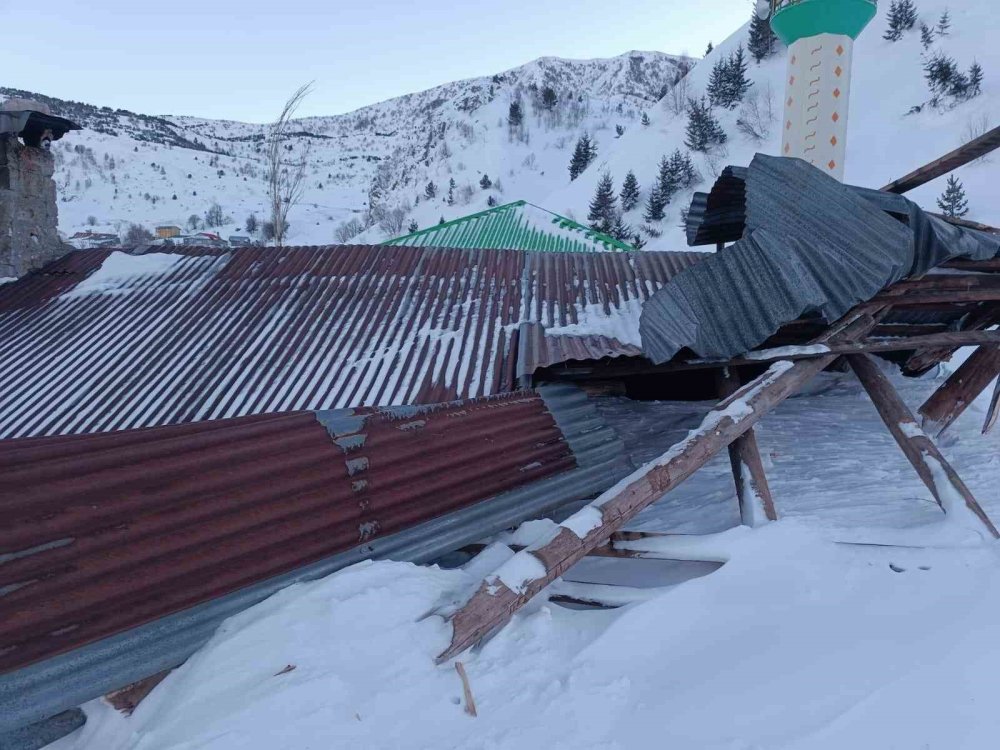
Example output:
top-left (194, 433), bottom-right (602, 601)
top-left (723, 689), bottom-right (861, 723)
top-left (386, 200), bottom-right (633, 253)
top-left (68, 230), bottom-right (119, 249)
top-left (155, 225), bottom-right (182, 239)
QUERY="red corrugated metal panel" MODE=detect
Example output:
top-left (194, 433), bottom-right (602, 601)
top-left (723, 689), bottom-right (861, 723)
top-left (0, 391), bottom-right (572, 674)
top-left (0, 245), bottom-right (704, 438)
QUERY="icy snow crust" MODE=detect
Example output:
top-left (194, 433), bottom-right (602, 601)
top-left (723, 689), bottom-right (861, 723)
top-left (52, 353), bottom-right (1000, 750)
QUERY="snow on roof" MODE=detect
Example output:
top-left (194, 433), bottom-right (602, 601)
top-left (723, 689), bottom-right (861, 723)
top-left (0, 245), bottom-right (703, 438)
top-left (386, 201), bottom-right (634, 253)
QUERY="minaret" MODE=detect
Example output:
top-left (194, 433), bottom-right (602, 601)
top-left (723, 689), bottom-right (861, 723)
top-left (769, 0), bottom-right (876, 181)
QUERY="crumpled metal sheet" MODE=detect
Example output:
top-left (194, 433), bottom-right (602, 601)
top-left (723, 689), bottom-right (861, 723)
top-left (643, 155), bottom-right (1000, 363)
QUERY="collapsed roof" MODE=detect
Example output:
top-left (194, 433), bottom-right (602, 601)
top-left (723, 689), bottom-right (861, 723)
top-left (640, 155), bottom-right (1000, 363)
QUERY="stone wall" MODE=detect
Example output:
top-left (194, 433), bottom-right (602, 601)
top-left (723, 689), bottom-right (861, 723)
top-left (0, 135), bottom-right (68, 278)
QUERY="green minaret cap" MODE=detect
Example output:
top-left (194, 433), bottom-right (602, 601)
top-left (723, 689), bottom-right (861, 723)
top-left (770, 0), bottom-right (877, 45)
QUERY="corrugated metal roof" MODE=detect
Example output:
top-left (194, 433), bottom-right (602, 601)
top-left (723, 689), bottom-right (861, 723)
top-left (643, 155), bottom-right (1000, 363)
top-left (0, 384), bottom-right (632, 734)
top-left (0, 244), bottom-right (705, 438)
top-left (386, 200), bottom-right (634, 253)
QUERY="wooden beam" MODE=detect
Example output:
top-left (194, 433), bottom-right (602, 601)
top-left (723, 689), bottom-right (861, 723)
top-left (551, 330), bottom-right (1000, 381)
top-left (918, 345), bottom-right (1000, 436)
top-left (435, 311), bottom-right (881, 663)
top-left (105, 669), bottom-right (172, 715)
top-left (881, 125), bottom-right (1000, 194)
top-left (942, 259), bottom-right (1000, 273)
top-left (717, 367), bottom-right (777, 526)
top-left (904, 303), bottom-right (1000, 375)
top-left (847, 354), bottom-right (999, 537)
top-left (984, 380), bottom-right (1000, 435)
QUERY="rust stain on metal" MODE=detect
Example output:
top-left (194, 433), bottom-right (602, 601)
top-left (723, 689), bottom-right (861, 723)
top-left (0, 391), bottom-right (575, 675)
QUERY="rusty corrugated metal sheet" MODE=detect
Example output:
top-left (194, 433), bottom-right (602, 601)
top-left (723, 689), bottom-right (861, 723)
top-left (0, 244), bottom-right (705, 438)
top-left (0, 384), bottom-right (632, 738)
top-left (0, 392), bottom-right (570, 675)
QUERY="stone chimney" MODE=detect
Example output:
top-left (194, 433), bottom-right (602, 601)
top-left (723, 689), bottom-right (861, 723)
top-left (0, 99), bottom-right (81, 278)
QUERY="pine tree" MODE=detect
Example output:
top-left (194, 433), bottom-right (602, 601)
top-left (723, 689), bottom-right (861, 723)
top-left (569, 134), bottom-right (595, 180)
top-left (487, 195), bottom-right (498, 207)
top-left (748, 11), bottom-right (778, 63)
top-left (968, 62), bottom-right (983, 98)
top-left (508, 100), bottom-right (523, 128)
top-left (588, 173), bottom-right (619, 234)
top-left (707, 57), bottom-right (729, 107)
top-left (615, 124), bottom-right (625, 138)
top-left (425, 181), bottom-right (437, 199)
top-left (407, 220), bottom-right (419, 233)
top-left (541, 86), bottom-right (558, 110)
top-left (685, 97), bottom-right (728, 152)
top-left (705, 41), bottom-right (714, 55)
top-left (631, 232), bottom-right (646, 250)
top-left (643, 185), bottom-right (666, 222)
top-left (727, 45), bottom-right (753, 107)
top-left (920, 23), bottom-right (934, 50)
top-left (641, 112), bottom-right (651, 127)
top-left (620, 171), bottom-right (641, 212)
top-left (899, 0), bottom-right (918, 31)
top-left (447, 178), bottom-right (456, 205)
top-left (439, 216), bottom-right (446, 225)
top-left (610, 213), bottom-right (632, 242)
top-left (656, 155), bottom-right (678, 205)
top-left (937, 175), bottom-right (969, 218)
top-left (479, 174), bottom-right (492, 190)
top-left (924, 51), bottom-right (959, 95)
top-left (884, 0), bottom-right (905, 41)
top-left (936, 9), bottom-right (951, 36)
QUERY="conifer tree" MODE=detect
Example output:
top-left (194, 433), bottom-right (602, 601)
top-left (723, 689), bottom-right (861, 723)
top-left (884, 1), bottom-right (905, 41)
top-left (643, 185), bottom-right (666, 222)
top-left (439, 216), bottom-right (446, 225)
top-left (610, 213), bottom-right (632, 242)
top-left (588, 172), bottom-right (619, 234)
top-left (641, 112), bottom-right (651, 127)
top-left (705, 41), bottom-right (714, 55)
top-left (407, 220), bottom-right (419, 233)
top-left (707, 57), bottom-right (730, 107)
top-left (656, 155), bottom-right (678, 205)
top-left (684, 97), bottom-right (727, 152)
top-left (748, 11), bottom-right (778, 63)
top-left (936, 9), bottom-right (951, 36)
top-left (424, 181), bottom-right (437, 199)
top-left (937, 175), bottom-right (968, 218)
top-left (569, 134), bottom-right (596, 180)
top-left (920, 23), bottom-right (934, 50)
top-left (487, 195), bottom-right (498, 207)
top-left (508, 100), bottom-right (523, 128)
top-left (968, 62), bottom-right (983, 98)
top-left (620, 171), bottom-right (641, 212)
top-left (541, 86), bottom-right (558, 110)
top-left (899, 0), bottom-right (918, 31)
top-left (447, 178), bottom-right (456, 205)
top-left (727, 45), bottom-right (753, 106)
top-left (479, 174), bottom-right (492, 190)
top-left (631, 232), bottom-right (646, 250)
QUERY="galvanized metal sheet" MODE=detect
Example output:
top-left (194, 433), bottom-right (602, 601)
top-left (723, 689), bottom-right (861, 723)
top-left (0, 245), bottom-right (705, 438)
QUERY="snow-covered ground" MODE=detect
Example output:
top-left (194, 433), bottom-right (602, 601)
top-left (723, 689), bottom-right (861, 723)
top-left (52, 357), bottom-right (1000, 750)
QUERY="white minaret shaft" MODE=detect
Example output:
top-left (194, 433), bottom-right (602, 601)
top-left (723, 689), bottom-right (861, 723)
top-left (781, 33), bottom-right (854, 182)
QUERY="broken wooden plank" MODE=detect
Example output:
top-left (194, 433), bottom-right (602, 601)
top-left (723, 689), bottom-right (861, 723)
top-left (436, 311), bottom-right (880, 663)
top-left (881, 125), bottom-right (1000, 194)
top-left (983, 379), bottom-right (1000, 435)
top-left (942, 259), bottom-right (1000, 273)
top-left (918, 345), bottom-right (1000, 436)
top-left (904, 303), bottom-right (1000, 375)
top-left (104, 669), bottom-right (172, 716)
top-left (717, 368), bottom-right (777, 526)
top-left (847, 353), bottom-right (999, 538)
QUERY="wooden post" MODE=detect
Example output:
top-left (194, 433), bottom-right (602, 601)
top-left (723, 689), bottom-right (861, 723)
top-left (847, 353), bottom-right (999, 538)
top-left (717, 367), bottom-right (777, 526)
top-left (436, 310), bottom-right (883, 663)
top-left (918, 345), bottom-right (1000, 436)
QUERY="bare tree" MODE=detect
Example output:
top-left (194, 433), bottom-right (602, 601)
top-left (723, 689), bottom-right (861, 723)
top-left (736, 83), bottom-right (776, 143)
top-left (265, 82), bottom-right (313, 246)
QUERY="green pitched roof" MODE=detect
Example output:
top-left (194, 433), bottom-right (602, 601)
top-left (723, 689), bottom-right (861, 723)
top-left (386, 200), bottom-right (633, 253)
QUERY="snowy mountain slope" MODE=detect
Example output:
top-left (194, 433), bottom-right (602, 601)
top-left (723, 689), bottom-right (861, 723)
top-left (548, 0), bottom-right (999, 250)
top-left (51, 364), bottom-right (1000, 750)
top-left (1, 51), bottom-right (692, 246)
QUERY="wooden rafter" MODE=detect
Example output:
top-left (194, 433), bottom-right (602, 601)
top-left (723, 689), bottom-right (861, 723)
top-left (717, 368), bottom-right (777, 526)
top-left (881, 125), bottom-right (1000, 195)
top-left (918, 345), bottom-right (1000, 436)
top-left (983, 380), bottom-right (1000, 435)
top-left (904, 303), bottom-right (1000, 375)
top-left (435, 310), bottom-right (881, 663)
top-left (847, 353), bottom-right (999, 537)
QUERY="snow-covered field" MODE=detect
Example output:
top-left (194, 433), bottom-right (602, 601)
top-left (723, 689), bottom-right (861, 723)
top-left (52, 358), bottom-right (1000, 750)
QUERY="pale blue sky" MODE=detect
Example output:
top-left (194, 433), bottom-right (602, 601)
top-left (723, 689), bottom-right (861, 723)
top-left (6, 0), bottom-right (751, 122)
